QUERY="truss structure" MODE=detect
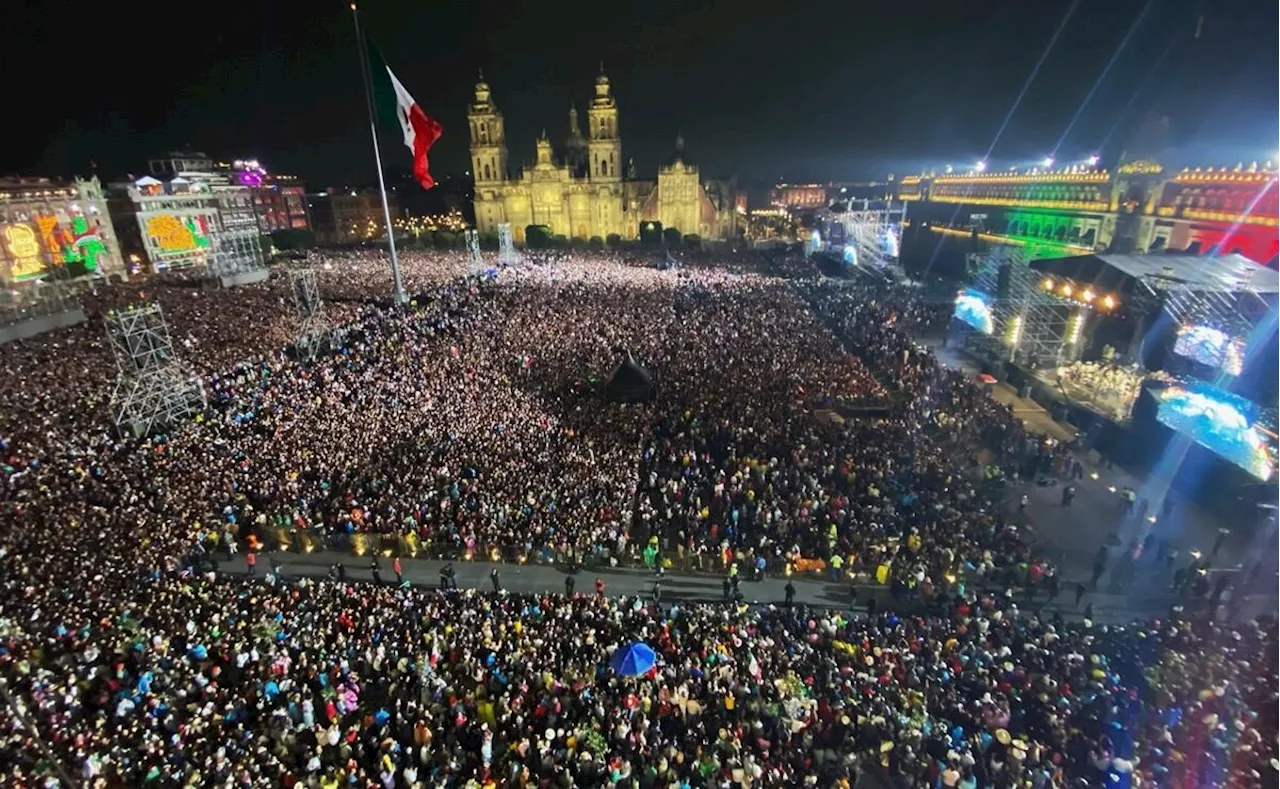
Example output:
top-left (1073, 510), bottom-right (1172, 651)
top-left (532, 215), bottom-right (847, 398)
top-left (497, 223), bottom-right (519, 267)
top-left (1160, 286), bottom-right (1275, 343)
top-left (289, 268), bottom-right (333, 359)
top-left (821, 199), bottom-right (907, 273)
top-left (106, 303), bottom-right (205, 437)
top-left (967, 246), bottom-right (1089, 369)
top-left (465, 228), bottom-right (483, 277)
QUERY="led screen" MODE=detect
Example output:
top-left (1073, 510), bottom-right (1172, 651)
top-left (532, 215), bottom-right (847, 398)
top-left (1154, 381), bottom-right (1275, 481)
top-left (1172, 324), bottom-right (1246, 376)
top-left (953, 288), bottom-right (994, 335)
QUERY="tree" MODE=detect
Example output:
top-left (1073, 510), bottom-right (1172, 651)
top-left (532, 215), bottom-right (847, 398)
top-left (525, 225), bottom-right (551, 249)
top-left (569, 237), bottom-right (587, 250)
top-left (662, 227), bottom-right (682, 247)
top-left (479, 231), bottom-right (500, 250)
top-left (550, 234), bottom-right (570, 249)
top-left (434, 231), bottom-right (459, 249)
top-left (682, 234), bottom-right (701, 249)
top-left (639, 222), bottom-right (663, 246)
top-left (589, 236), bottom-right (604, 249)
top-left (606, 233), bottom-right (622, 249)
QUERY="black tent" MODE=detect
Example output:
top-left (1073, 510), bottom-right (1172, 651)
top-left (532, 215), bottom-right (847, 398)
top-left (605, 352), bottom-right (654, 403)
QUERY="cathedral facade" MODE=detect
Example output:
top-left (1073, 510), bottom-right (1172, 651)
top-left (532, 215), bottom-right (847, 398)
top-left (468, 70), bottom-right (739, 244)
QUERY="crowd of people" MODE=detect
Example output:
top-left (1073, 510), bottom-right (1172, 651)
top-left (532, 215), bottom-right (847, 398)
top-left (0, 248), bottom-right (1273, 787)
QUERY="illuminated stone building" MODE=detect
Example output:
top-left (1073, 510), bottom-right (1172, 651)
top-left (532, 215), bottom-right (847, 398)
top-left (307, 188), bottom-right (404, 244)
top-left (228, 160), bottom-right (311, 233)
top-left (898, 160), bottom-right (1279, 266)
top-left (468, 70), bottom-right (739, 244)
top-left (771, 184), bottom-right (829, 208)
top-left (109, 174), bottom-right (264, 274)
top-left (150, 153), bottom-right (310, 235)
top-left (0, 176), bottom-right (124, 285)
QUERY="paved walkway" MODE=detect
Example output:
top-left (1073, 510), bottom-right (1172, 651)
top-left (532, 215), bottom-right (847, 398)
top-left (214, 550), bottom-right (1273, 625)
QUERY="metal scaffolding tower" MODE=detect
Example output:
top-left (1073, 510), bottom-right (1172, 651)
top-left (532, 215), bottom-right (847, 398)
top-left (465, 229), bottom-right (483, 277)
top-left (967, 247), bottom-right (1089, 369)
top-left (105, 303), bottom-right (205, 437)
top-left (289, 268), bottom-right (333, 359)
top-left (497, 223), bottom-right (519, 267)
top-left (822, 199), bottom-right (907, 273)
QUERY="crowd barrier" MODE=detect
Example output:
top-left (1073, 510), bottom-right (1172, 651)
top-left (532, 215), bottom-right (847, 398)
top-left (240, 523), bottom-right (1010, 592)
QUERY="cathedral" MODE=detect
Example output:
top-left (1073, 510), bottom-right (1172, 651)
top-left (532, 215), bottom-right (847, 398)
top-left (468, 69), bottom-right (740, 244)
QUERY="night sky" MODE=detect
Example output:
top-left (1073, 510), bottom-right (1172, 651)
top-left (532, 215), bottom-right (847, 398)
top-left (7, 0), bottom-right (1277, 187)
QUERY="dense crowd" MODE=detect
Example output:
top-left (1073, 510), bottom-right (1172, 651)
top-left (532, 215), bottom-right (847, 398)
top-left (0, 249), bottom-right (1273, 787)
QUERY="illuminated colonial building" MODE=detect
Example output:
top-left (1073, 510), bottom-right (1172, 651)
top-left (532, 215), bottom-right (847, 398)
top-left (469, 70), bottom-right (739, 244)
top-left (898, 160), bottom-right (1279, 265)
top-left (151, 153), bottom-right (311, 235)
top-left (0, 176), bottom-right (124, 285)
top-left (307, 188), bottom-right (404, 244)
top-left (771, 184), bottom-right (829, 209)
top-left (109, 174), bottom-right (265, 275)
top-left (228, 160), bottom-right (311, 233)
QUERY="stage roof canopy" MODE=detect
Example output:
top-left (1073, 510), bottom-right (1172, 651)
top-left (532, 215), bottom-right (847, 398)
top-left (1029, 253), bottom-right (1280, 296)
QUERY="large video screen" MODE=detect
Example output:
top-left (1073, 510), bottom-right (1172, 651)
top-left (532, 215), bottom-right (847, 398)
top-left (1172, 324), bottom-right (1246, 376)
top-left (1154, 381), bottom-right (1275, 481)
top-left (953, 288), bottom-right (994, 335)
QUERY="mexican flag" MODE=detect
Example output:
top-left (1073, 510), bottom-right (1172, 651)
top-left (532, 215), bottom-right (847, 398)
top-left (367, 43), bottom-right (443, 190)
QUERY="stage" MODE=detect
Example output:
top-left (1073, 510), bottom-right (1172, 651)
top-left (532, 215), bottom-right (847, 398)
top-left (946, 248), bottom-right (1279, 521)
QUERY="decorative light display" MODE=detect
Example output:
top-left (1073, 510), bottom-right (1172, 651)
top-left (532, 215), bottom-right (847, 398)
top-left (390, 209), bottom-right (470, 238)
top-left (927, 225), bottom-right (1093, 255)
top-left (63, 215), bottom-right (108, 270)
top-left (933, 170), bottom-right (1108, 184)
top-left (146, 215), bottom-right (209, 254)
top-left (1173, 166), bottom-right (1277, 184)
top-left (1116, 160), bottom-right (1164, 176)
top-left (34, 213), bottom-right (108, 271)
top-left (3, 223), bottom-right (44, 280)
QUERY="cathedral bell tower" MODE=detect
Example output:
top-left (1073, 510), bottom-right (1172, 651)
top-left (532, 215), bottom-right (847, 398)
top-left (468, 72), bottom-right (508, 185)
top-left (587, 64), bottom-right (621, 182)
top-left (564, 104), bottom-right (589, 177)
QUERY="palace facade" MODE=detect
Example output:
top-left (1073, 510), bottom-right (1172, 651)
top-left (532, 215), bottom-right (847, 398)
top-left (469, 70), bottom-right (739, 244)
top-left (898, 160), bottom-right (1279, 266)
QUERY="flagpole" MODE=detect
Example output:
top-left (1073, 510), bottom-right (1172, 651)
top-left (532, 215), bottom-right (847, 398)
top-left (350, 1), bottom-right (407, 304)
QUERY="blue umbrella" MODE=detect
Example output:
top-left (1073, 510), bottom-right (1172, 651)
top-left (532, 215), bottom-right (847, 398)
top-left (609, 642), bottom-right (657, 676)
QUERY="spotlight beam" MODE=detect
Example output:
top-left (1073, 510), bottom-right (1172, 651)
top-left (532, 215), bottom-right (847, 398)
top-left (925, 0), bottom-right (1079, 280)
top-left (1051, 0), bottom-right (1154, 159)
top-left (984, 0), bottom-right (1082, 161)
top-left (1095, 18), bottom-right (1186, 156)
